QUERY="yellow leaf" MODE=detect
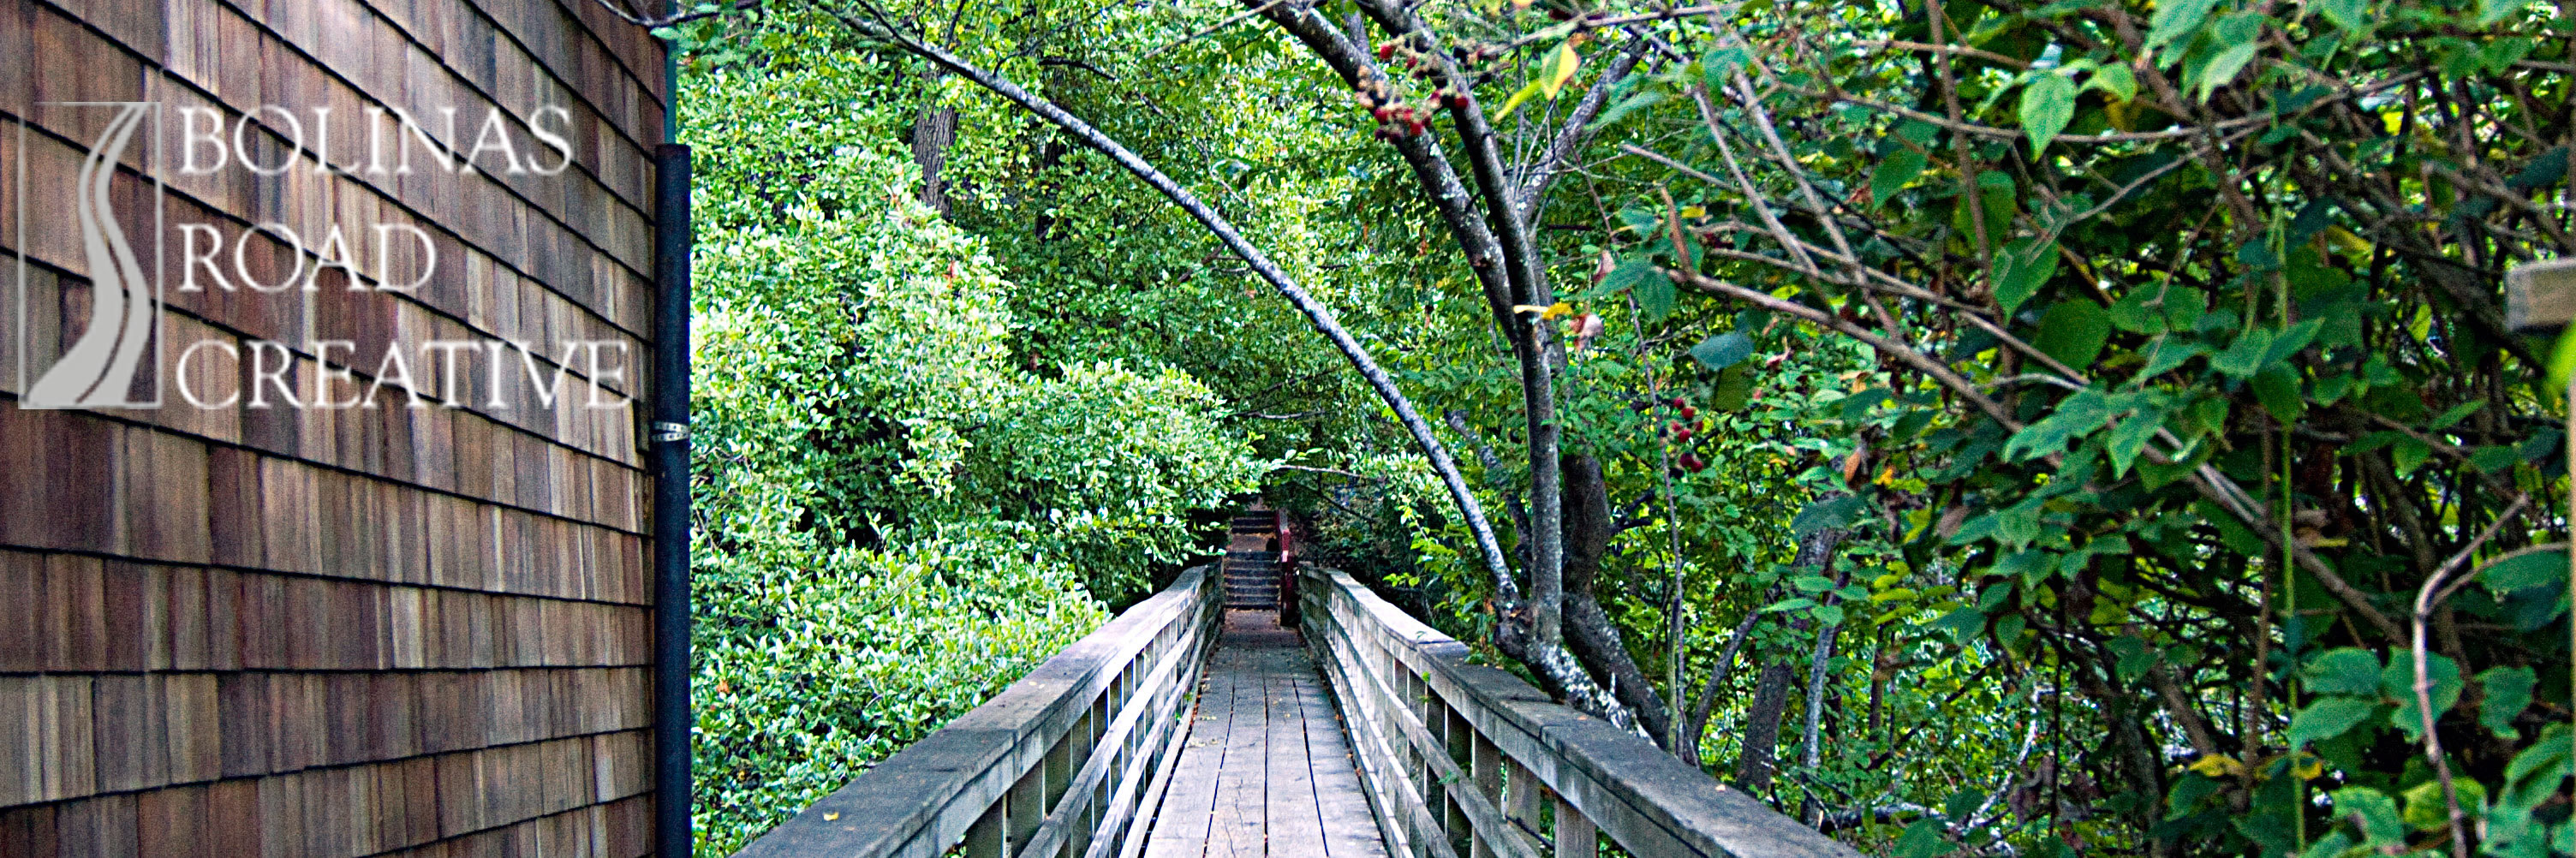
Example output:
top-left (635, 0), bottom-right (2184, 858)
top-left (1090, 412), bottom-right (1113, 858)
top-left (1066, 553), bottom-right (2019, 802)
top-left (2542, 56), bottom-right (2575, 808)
top-left (2186, 754), bottom-right (2245, 778)
top-left (823, 812), bottom-right (840, 821)
top-left (1679, 206), bottom-right (1707, 218)
top-left (2323, 225), bottom-right (2372, 255)
top-left (1512, 302), bottom-right (1571, 319)
top-left (1494, 80), bottom-right (1546, 119)
top-left (2288, 752), bottom-right (2324, 780)
top-left (1541, 43), bottom-right (1582, 99)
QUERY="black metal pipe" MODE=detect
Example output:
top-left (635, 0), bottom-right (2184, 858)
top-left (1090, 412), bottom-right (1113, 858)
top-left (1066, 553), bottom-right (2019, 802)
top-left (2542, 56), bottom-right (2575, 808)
top-left (650, 140), bottom-right (695, 858)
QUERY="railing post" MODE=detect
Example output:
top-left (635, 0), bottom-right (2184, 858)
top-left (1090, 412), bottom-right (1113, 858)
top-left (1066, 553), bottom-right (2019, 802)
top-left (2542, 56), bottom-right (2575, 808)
top-left (1506, 760), bottom-right (1540, 840)
top-left (964, 801), bottom-right (1005, 858)
top-left (1553, 794), bottom-right (1595, 858)
top-left (1471, 735), bottom-right (1500, 858)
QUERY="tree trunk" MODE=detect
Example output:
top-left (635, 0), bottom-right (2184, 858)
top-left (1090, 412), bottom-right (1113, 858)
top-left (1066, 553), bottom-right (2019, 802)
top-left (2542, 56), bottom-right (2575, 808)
top-left (1735, 661), bottom-right (1795, 791)
top-left (1559, 454), bottom-right (1674, 742)
top-left (910, 104), bottom-right (956, 215)
top-left (1736, 526), bottom-right (1846, 790)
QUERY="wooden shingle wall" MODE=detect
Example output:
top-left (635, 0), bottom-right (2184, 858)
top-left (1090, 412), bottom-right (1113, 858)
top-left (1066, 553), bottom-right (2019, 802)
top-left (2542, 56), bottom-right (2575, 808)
top-left (0, 0), bottom-right (669, 854)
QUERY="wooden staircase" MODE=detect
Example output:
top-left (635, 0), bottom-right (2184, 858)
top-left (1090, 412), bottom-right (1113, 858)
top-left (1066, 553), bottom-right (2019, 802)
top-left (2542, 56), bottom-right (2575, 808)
top-left (1224, 512), bottom-right (1282, 609)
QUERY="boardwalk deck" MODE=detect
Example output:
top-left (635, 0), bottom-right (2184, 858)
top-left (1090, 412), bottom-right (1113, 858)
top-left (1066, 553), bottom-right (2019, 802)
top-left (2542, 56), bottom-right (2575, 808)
top-left (1141, 611), bottom-right (1388, 858)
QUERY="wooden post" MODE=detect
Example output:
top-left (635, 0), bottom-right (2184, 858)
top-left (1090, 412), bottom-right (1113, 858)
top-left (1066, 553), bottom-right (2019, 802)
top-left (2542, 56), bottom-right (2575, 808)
top-left (1506, 760), bottom-right (1541, 837)
top-left (963, 801), bottom-right (1005, 858)
top-left (1553, 794), bottom-right (1595, 858)
top-left (2503, 258), bottom-right (2576, 737)
top-left (1009, 758), bottom-right (1045, 849)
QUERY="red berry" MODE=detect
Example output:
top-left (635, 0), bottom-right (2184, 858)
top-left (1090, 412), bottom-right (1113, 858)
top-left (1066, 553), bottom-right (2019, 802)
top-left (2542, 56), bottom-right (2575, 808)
top-left (1670, 396), bottom-right (1685, 408)
top-left (1445, 92), bottom-right (1469, 110)
top-left (1377, 43), bottom-right (1397, 61)
top-left (1679, 405), bottom-right (1696, 420)
top-left (1407, 119), bottom-right (1428, 136)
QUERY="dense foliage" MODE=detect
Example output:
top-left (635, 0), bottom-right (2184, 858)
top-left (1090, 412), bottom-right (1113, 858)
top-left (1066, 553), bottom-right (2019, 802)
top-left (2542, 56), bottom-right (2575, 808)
top-left (677, 39), bottom-right (1263, 852)
top-left (671, 0), bottom-right (2576, 854)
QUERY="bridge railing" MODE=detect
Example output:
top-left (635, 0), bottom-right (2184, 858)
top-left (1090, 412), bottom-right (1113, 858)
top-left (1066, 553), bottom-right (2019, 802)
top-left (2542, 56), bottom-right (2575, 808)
top-left (735, 565), bottom-right (1222, 858)
top-left (1298, 565), bottom-right (1862, 858)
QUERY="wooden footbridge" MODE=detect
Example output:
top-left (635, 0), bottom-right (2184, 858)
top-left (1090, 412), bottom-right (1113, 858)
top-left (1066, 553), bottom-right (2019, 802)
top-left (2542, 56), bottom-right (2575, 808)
top-left (732, 513), bottom-right (1856, 858)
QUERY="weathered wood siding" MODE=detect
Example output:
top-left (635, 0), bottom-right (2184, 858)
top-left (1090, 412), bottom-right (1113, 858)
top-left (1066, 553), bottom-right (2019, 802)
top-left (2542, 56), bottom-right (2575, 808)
top-left (0, 0), bottom-right (669, 853)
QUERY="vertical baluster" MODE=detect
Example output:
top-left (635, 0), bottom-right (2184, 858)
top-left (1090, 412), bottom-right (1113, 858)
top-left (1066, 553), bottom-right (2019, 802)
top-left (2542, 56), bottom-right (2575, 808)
top-left (1444, 706), bottom-right (1471, 855)
top-left (964, 800), bottom-right (1005, 858)
top-left (1009, 762), bottom-right (1044, 848)
top-left (1470, 733), bottom-right (1500, 858)
top-left (1506, 760), bottom-right (1540, 842)
top-left (1553, 794), bottom-right (1595, 858)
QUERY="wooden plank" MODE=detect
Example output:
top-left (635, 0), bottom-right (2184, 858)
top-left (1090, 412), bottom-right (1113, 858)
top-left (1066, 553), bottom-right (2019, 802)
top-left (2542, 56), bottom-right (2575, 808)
top-left (2507, 258), bottom-right (2576, 333)
top-left (1303, 677), bottom-right (1386, 858)
top-left (1142, 639), bottom-right (1233, 858)
top-left (1264, 643), bottom-right (1323, 858)
top-left (1206, 616), bottom-right (1272, 858)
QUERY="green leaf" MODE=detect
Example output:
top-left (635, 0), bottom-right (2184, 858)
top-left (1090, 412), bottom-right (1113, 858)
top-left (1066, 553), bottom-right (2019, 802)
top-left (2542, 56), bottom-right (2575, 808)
top-left (2002, 388), bottom-right (2116, 461)
top-left (1636, 266), bottom-right (1677, 319)
top-left (2106, 413), bottom-right (2162, 477)
top-left (1896, 819), bottom-right (1956, 858)
top-left (2033, 301), bottom-right (2111, 369)
top-left (1992, 238), bottom-right (2060, 317)
top-left (2481, 549), bottom-right (2568, 593)
top-left (2506, 723), bottom-right (2572, 789)
top-left (2211, 327), bottom-right (2277, 378)
top-left (2400, 778), bottom-right (2484, 831)
top-left (2469, 444), bottom-right (2520, 473)
top-left (2476, 0), bottom-right (2533, 26)
top-left (2287, 696), bottom-right (2381, 748)
top-left (1930, 606), bottom-right (1987, 641)
top-left (2018, 73), bottom-right (2078, 154)
top-left (2134, 339), bottom-right (2208, 382)
top-left (2382, 652), bottom-right (2463, 740)
top-left (2258, 318), bottom-right (2324, 366)
top-left (1589, 90), bottom-right (1667, 129)
top-left (2251, 365), bottom-right (2304, 422)
top-left (2428, 399), bottom-right (2485, 431)
top-left (1872, 147), bottom-right (1929, 209)
top-left (2085, 65), bottom-right (2138, 102)
top-left (2313, 0), bottom-right (2370, 30)
top-left (2548, 326), bottom-right (2576, 396)
top-left (1793, 495), bottom-right (1868, 536)
top-left (1812, 604), bottom-right (1847, 626)
top-left (2478, 666), bottom-right (2537, 739)
top-left (2329, 787), bottom-right (2406, 846)
top-left (1710, 365), bottom-right (1754, 411)
top-left (1690, 332), bottom-right (1756, 370)
top-left (1700, 45), bottom-right (1751, 87)
top-left (2145, 0), bottom-right (2221, 59)
top-left (2303, 648), bottom-right (2385, 695)
top-left (2392, 436), bottom-right (2432, 476)
top-left (1764, 597), bottom-right (1818, 613)
top-left (1792, 575), bottom-right (1836, 594)
top-left (2191, 14), bottom-right (2265, 101)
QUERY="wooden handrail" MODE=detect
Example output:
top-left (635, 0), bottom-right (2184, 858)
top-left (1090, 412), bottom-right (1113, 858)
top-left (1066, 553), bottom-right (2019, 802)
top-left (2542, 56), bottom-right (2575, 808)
top-left (733, 565), bottom-right (1222, 858)
top-left (1297, 564), bottom-right (1862, 858)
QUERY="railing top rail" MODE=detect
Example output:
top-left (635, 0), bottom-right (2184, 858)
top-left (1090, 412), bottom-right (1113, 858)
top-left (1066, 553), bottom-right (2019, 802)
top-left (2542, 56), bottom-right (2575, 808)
top-left (1303, 565), bottom-right (1860, 858)
top-left (733, 565), bottom-right (1217, 858)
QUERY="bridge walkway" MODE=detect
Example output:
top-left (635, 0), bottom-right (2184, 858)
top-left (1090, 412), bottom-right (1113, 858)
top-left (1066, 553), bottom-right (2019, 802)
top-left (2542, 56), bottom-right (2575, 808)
top-left (1139, 610), bottom-right (1386, 858)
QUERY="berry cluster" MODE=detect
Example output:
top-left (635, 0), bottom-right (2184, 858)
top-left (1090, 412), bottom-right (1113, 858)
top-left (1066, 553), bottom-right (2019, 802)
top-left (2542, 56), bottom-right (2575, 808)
top-left (1357, 39), bottom-right (1488, 140)
top-left (1634, 397), bottom-right (1711, 474)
